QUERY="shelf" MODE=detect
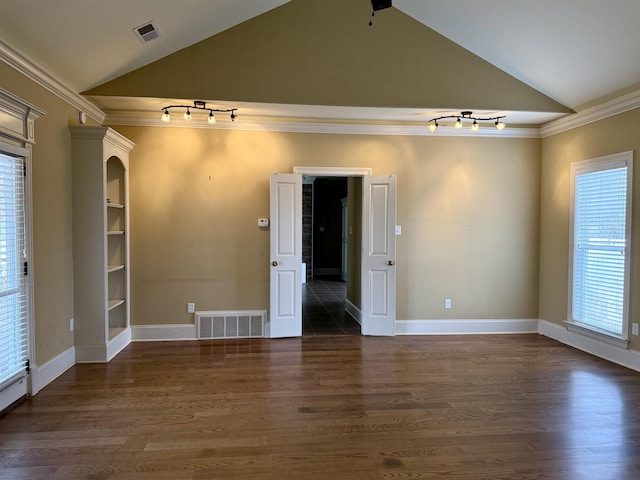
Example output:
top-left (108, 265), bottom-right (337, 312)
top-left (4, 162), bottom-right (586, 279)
top-left (107, 230), bottom-right (125, 236)
top-left (106, 202), bottom-right (125, 209)
top-left (109, 326), bottom-right (126, 340)
top-left (108, 264), bottom-right (125, 273)
top-left (108, 299), bottom-right (125, 311)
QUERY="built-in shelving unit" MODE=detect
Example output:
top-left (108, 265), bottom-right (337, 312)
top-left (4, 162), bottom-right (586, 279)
top-left (70, 127), bottom-right (134, 362)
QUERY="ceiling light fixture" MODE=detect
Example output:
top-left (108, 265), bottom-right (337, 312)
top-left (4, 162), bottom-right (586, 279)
top-left (427, 111), bottom-right (506, 133)
top-left (160, 100), bottom-right (238, 124)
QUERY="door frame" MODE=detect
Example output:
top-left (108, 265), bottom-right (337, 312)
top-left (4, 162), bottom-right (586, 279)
top-left (0, 88), bottom-right (42, 405)
top-left (291, 166), bottom-right (396, 334)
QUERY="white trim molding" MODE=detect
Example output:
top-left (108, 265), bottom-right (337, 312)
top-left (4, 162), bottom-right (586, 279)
top-left (395, 318), bottom-right (539, 335)
top-left (30, 345), bottom-right (75, 395)
top-left (539, 320), bottom-right (640, 372)
top-left (0, 39), bottom-right (105, 123)
top-left (293, 166), bottom-right (372, 176)
top-left (345, 300), bottom-right (362, 325)
top-left (131, 324), bottom-right (197, 341)
top-left (75, 328), bottom-right (131, 363)
top-left (105, 113), bottom-right (542, 138)
top-left (541, 88), bottom-right (640, 137)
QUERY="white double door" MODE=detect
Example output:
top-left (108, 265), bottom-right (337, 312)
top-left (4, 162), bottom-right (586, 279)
top-left (269, 173), bottom-right (396, 338)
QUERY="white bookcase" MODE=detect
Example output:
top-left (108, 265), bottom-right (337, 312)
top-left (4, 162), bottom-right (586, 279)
top-left (70, 127), bottom-right (134, 362)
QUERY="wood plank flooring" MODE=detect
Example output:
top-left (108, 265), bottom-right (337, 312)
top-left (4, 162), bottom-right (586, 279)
top-left (1, 334), bottom-right (640, 479)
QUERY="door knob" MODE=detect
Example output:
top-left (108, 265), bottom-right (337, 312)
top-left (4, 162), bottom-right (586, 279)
top-left (272, 261), bottom-right (278, 266)
top-left (387, 260), bottom-right (394, 266)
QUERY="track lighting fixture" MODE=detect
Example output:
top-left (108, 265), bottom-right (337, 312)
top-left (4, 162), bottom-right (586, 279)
top-left (160, 100), bottom-right (238, 124)
top-left (427, 111), bottom-right (506, 133)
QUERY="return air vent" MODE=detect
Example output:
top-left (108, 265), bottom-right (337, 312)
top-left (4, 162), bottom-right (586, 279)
top-left (196, 310), bottom-right (265, 339)
top-left (133, 21), bottom-right (160, 44)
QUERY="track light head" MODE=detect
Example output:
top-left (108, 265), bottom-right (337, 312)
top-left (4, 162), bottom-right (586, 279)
top-left (230, 110), bottom-right (238, 123)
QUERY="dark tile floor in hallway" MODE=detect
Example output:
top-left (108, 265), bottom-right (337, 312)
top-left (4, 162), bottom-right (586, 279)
top-left (302, 278), bottom-right (361, 336)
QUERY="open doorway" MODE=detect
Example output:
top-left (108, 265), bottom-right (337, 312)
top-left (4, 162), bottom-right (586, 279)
top-left (269, 169), bottom-right (396, 338)
top-left (302, 177), bottom-right (360, 336)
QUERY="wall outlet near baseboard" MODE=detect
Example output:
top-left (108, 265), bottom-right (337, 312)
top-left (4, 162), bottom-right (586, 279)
top-left (633, 323), bottom-right (639, 336)
top-left (445, 298), bottom-right (452, 310)
top-left (187, 303), bottom-right (195, 314)
top-left (69, 318), bottom-right (74, 332)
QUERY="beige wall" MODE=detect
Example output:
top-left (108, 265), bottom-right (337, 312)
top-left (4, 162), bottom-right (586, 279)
top-left (0, 63), bottom-right (92, 365)
top-left (346, 177), bottom-right (362, 308)
top-left (540, 107), bottom-right (640, 351)
top-left (114, 125), bottom-right (541, 325)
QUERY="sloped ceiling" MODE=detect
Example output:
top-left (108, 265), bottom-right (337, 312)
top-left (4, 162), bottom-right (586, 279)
top-left (1, 0), bottom-right (639, 128)
top-left (85, 0), bottom-right (569, 117)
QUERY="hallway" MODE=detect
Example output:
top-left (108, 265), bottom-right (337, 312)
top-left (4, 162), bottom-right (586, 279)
top-left (302, 279), bottom-right (360, 336)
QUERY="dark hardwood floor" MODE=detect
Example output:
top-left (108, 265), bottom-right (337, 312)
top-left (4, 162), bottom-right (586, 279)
top-left (1, 334), bottom-right (640, 479)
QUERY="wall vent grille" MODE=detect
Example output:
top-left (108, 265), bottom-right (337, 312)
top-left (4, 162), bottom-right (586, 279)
top-left (196, 310), bottom-right (265, 340)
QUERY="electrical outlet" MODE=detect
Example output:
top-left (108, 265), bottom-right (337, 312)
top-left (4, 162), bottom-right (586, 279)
top-left (633, 323), bottom-right (639, 336)
top-left (187, 303), bottom-right (195, 314)
top-left (69, 318), bottom-right (74, 332)
top-left (445, 298), bottom-right (452, 310)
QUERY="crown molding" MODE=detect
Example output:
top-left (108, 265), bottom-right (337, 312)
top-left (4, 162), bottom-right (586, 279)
top-left (541, 89), bottom-right (640, 137)
top-left (104, 113), bottom-right (541, 138)
top-left (0, 39), bottom-right (105, 124)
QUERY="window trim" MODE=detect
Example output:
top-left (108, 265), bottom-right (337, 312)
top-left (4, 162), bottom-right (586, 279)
top-left (567, 150), bottom-right (634, 344)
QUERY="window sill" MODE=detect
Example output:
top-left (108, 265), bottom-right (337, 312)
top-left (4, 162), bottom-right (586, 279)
top-left (565, 321), bottom-right (630, 349)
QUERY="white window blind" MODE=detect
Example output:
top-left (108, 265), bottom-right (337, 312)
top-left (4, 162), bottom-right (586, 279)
top-left (570, 153), bottom-right (632, 338)
top-left (0, 153), bottom-right (29, 391)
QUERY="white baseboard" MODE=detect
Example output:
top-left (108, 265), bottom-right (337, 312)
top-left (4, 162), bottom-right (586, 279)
top-left (538, 319), bottom-right (640, 372)
top-left (345, 300), bottom-right (361, 324)
top-left (107, 327), bottom-right (131, 361)
top-left (1, 376), bottom-right (28, 412)
top-left (30, 345), bottom-right (75, 395)
top-left (75, 328), bottom-right (132, 363)
top-left (131, 324), bottom-right (197, 341)
top-left (395, 318), bottom-right (539, 335)
top-left (75, 345), bottom-right (108, 363)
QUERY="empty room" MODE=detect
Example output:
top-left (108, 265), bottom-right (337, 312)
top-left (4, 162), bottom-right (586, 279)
top-left (1, 1), bottom-right (639, 478)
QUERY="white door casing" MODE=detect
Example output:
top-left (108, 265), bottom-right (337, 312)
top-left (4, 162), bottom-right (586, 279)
top-left (361, 175), bottom-right (397, 336)
top-left (269, 173), bottom-right (302, 338)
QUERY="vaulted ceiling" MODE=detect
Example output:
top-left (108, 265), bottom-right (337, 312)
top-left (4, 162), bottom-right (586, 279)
top-left (1, 0), bottom-right (639, 130)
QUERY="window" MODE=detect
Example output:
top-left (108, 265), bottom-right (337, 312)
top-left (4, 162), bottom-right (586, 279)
top-left (0, 153), bottom-right (29, 393)
top-left (568, 151), bottom-right (633, 340)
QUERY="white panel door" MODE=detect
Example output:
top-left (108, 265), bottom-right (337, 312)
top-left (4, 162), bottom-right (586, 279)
top-left (269, 173), bottom-right (302, 338)
top-left (361, 175), bottom-right (396, 336)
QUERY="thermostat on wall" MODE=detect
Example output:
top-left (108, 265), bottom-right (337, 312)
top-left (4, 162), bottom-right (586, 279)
top-left (258, 218), bottom-right (269, 227)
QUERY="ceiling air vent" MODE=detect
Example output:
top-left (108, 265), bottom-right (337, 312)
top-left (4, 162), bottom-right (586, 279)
top-left (133, 21), bottom-right (160, 44)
